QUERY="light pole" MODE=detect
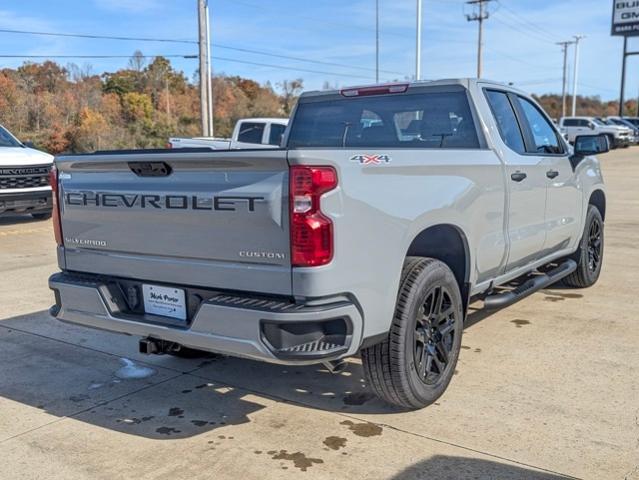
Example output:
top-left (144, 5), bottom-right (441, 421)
top-left (376, 0), bottom-right (379, 83)
top-left (416, 0), bottom-right (422, 80)
top-left (197, 0), bottom-right (209, 137)
top-left (571, 35), bottom-right (585, 117)
top-left (205, 0), bottom-right (213, 136)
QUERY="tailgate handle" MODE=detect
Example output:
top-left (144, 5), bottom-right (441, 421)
top-left (128, 162), bottom-right (172, 177)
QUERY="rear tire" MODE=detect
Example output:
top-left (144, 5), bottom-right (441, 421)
top-left (361, 257), bottom-right (463, 409)
top-left (563, 205), bottom-right (604, 288)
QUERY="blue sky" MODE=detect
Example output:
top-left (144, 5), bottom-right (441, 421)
top-left (0, 0), bottom-right (632, 100)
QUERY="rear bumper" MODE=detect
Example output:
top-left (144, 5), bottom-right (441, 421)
top-left (48, 272), bottom-right (363, 365)
top-left (0, 190), bottom-right (52, 215)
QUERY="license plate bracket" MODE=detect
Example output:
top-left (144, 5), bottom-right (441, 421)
top-left (142, 284), bottom-right (187, 321)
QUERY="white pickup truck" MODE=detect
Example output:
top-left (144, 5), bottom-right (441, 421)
top-left (49, 79), bottom-right (608, 409)
top-left (559, 116), bottom-right (631, 148)
top-left (168, 118), bottom-right (289, 150)
top-left (0, 124), bottom-right (54, 219)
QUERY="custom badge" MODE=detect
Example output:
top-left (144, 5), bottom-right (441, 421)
top-left (349, 154), bottom-right (392, 165)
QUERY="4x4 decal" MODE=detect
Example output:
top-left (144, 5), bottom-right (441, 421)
top-left (349, 154), bottom-right (392, 165)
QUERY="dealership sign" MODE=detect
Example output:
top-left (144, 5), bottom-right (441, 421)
top-left (612, 1), bottom-right (639, 36)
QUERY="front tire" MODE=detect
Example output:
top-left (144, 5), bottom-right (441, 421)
top-left (563, 205), bottom-right (604, 288)
top-left (361, 257), bottom-right (463, 409)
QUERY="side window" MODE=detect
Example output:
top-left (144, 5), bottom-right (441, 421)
top-left (268, 124), bottom-right (286, 146)
top-left (485, 90), bottom-right (526, 154)
top-left (563, 119), bottom-right (578, 127)
top-left (237, 122), bottom-right (265, 144)
top-left (516, 97), bottom-right (563, 154)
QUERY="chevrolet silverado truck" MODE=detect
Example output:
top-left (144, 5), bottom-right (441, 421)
top-left (0, 123), bottom-right (54, 219)
top-left (168, 118), bottom-right (289, 150)
top-left (559, 116), bottom-right (631, 148)
top-left (48, 79), bottom-right (608, 409)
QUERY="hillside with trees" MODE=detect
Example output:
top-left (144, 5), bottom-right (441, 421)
top-left (0, 52), bottom-right (633, 154)
top-left (0, 52), bottom-right (301, 154)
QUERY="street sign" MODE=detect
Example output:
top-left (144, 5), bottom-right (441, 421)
top-left (612, 1), bottom-right (639, 36)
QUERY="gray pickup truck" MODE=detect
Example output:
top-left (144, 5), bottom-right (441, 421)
top-left (49, 79), bottom-right (608, 409)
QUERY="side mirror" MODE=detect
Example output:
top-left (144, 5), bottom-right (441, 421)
top-left (571, 135), bottom-right (609, 169)
top-left (574, 134), bottom-right (609, 155)
top-left (589, 123), bottom-right (596, 130)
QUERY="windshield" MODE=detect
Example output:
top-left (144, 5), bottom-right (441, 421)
top-left (615, 119), bottom-right (635, 129)
top-left (0, 125), bottom-right (22, 148)
top-left (592, 118), bottom-right (607, 126)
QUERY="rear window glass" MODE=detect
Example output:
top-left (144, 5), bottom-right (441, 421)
top-left (288, 91), bottom-right (480, 149)
top-left (237, 122), bottom-right (265, 144)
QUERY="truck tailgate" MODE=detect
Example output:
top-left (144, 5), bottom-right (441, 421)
top-left (56, 150), bottom-right (292, 295)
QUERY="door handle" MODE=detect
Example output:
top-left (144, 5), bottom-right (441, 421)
top-left (510, 172), bottom-right (527, 182)
top-left (546, 170), bottom-right (559, 179)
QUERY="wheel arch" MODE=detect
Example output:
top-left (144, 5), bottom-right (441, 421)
top-left (405, 224), bottom-right (471, 309)
top-left (589, 189), bottom-right (606, 222)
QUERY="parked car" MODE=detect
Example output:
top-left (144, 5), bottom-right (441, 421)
top-left (0, 124), bottom-right (54, 219)
top-left (49, 79), bottom-right (607, 409)
top-left (606, 116), bottom-right (639, 143)
top-left (559, 116), bottom-right (631, 148)
top-left (622, 116), bottom-right (639, 129)
top-left (168, 118), bottom-right (289, 150)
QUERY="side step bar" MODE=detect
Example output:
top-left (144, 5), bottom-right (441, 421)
top-left (483, 259), bottom-right (577, 310)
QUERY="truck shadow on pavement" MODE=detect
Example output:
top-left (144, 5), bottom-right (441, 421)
top-left (1, 303), bottom-right (521, 440)
top-left (0, 213), bottom-right (49, 226)
top-left (391, 456), bottom-right (575, 480)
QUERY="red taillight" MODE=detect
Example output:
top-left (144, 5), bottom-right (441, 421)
top-left (49, 165), bottom-right (63, 246)
top-left (289, 166), bottom-right (337, 267)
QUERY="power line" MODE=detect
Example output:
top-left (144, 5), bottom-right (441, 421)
top-left (494, 1), bottom-right (562, 42)
top-left (490, 16), bottom-right (555, 45)
top-left (0, 27), bottom-right (403, 76)
top-left (0, 28), bottom-right (195, 44)
top-left (0, 52), bottom-right (378, 80)
top-left (0, 54), bottom-right (196, 59)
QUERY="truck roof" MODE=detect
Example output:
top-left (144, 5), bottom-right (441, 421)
top-left (236, 117), bottom-right (288, 124)
top-left (300, 78), bottom-right (524, 99)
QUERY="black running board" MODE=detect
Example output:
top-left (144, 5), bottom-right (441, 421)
top-left (483, 260), bottom-right (577, 310)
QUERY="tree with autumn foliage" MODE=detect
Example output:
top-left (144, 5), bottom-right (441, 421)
top-left (0, 53), bottom-right (299, 153)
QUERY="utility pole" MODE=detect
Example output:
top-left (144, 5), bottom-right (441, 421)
top-left (556, 41), bottom-right (574, 119)
top-left (197, 0), bottom-right (209, 137)
top-left (416, 0), bottom-right (422, 81)
top-left (375, 0), bottom-right (379, 83)
top-left (466, 0), bottom-right (492, 78)
top-left (619, 36), bottom-right (628, 117)
top-left (205, 0), bottom-right (213, 136)
top-left (571, 34), bottom-right (585, 117)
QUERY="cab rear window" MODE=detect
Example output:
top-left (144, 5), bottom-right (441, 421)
top-left (287, 91), bottom-right (479, 149)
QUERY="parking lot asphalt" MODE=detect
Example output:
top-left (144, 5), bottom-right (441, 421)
top-left (0, 148), bottom-right (637, 480)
